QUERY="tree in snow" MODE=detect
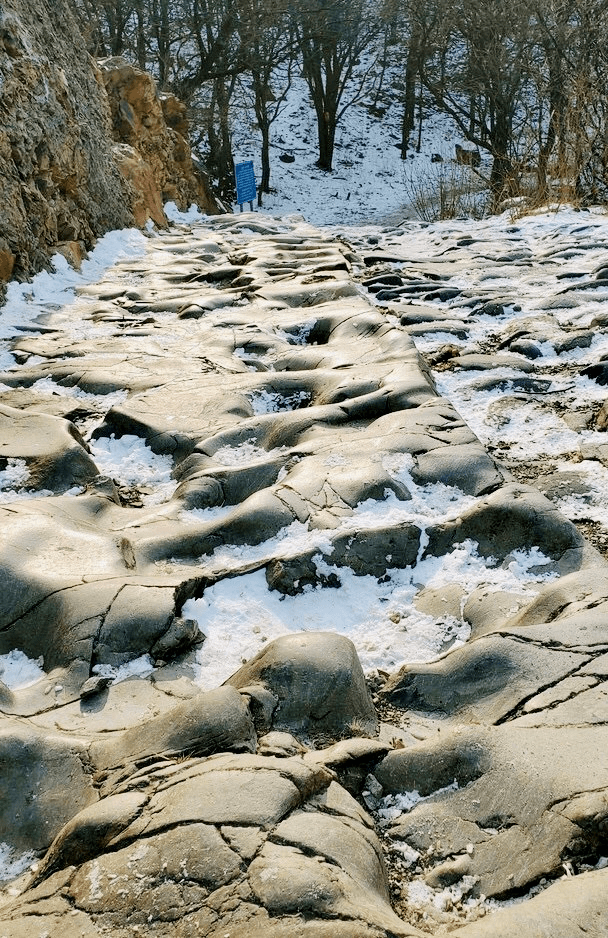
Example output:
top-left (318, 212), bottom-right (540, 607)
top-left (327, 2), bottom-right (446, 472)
top-left (290, 0), bottom-right (379, 171)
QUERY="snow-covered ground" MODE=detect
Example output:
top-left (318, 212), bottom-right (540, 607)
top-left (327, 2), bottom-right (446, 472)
top-left (230, 68), bottom-right (481, 225)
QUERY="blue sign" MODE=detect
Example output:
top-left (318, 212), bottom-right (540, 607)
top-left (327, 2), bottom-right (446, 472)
top-left (235, 160), bottom-right (257, 205)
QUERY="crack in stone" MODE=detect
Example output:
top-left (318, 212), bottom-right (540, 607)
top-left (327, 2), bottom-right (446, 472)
top-left (495, 657), bottom-right (595, 724)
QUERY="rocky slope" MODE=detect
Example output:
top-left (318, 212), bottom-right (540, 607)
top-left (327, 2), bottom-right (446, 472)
top-left (99, 56), bottom-right (220, 228)
top-left (0, 0), bottom-right (219, 297)
top-left (0, 214), bottom-right (606, 935)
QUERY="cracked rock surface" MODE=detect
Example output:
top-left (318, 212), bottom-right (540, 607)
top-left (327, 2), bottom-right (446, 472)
top-left (0, 212), bottom-right (607, 935)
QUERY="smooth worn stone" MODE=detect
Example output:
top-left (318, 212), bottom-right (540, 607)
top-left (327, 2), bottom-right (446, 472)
top-left (451, 868), bottom-right (608, 937)
top-left (424, 482), bottom-right (587, 570)
top-left (509, 337), bottom-right (543, 358)
top-left (0, 723), bottom-right (97, 853)
top-left (374, 728), bottom-right (489, 796)
top-left (247, 840), bottom-right (417, 936)
top-left (142, 766), bottom-right (301, 832)
top-left (0, 404), bottom-right (99, 492)
top-left (93, 584), bottom-right (177, 667)
top-left (451, 353), bottom-right (534, 371)
top-left (410, 442), bottom-right (506, 495)
top-left (226, 632), bottom-right (378, 741)
top-left (91, 684), bottom-right (256, 773)
top-left (378, 723), bottom-right (608, 899)
top-left (221, 920), bottom-right (420, 938)
top-left (68, 825), bottom-right (241, 919)
top-left (33, 790), bottom-right (148, 881)
top-left (272, 810), bottom-right (389, 899)
top-left (257, 731), bottom-right (308, 757)
top-left (380, 633), bottom-right (589, 723)
top-left (328, 522), bottom-right (421, 576)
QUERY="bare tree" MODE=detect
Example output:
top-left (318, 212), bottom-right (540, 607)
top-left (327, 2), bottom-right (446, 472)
top-left (419, 0), bottom-right (536, 207)
top-left (73, 0), bottom-right (139, 56)
top-left (235, 0), bottom-right (296, 202)
top-left (390, 0), bottom-right (438, 158)
top-left (291, 0), bottom-right (379, 171)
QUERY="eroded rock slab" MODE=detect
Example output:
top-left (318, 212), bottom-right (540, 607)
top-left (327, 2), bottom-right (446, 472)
top-left (0, 214), bottom-right (607, 935)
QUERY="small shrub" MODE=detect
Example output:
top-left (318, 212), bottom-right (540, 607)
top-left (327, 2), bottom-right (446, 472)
top-left (402, 161), bottom-right (489, 222)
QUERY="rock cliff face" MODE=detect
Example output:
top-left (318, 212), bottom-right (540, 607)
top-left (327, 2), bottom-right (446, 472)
top-left (0, 0), bottom-right (220, 295)
top-left (0, 0), bottom-right (132, 285)
top-left (99, 57), bottom-right (220, 227)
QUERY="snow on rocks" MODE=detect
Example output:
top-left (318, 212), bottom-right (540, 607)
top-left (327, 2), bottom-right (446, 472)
top-left (0, 649), bottom-right (44, 690)
top-left (352, 207), bottom-right (608, 548)
top-left (0, 211), bottom-right (607, 937)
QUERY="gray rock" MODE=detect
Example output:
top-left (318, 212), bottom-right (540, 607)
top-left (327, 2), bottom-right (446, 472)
top-left (411, 442), bottom-right (505, 495)
top-left (0, 405), bottom-right (99, 492)
top-left (150, 616), bottom-right (203, 661)
top-left (424, 482), bottom-right (586, 570)
top-left (380, 633), bottom-right (589, 723)
top-left (509, 337), bottom-right (543, 358)
top-left (94, 584), bottom-right (176, 667)
top-left (451, 868), bottom-right (608, 937)
top-left (79, 675), bottom-right (113, 699)
top-left (377, 722), bottom-right (608, 899)
top-left (226, 632), bottom-right (378, 741)
top-left (33, 790), bottom-right (148, 882)
top-left (91, 684), bottom-right (256, 775)
top-left (0, 723), bottom-right (97, 853)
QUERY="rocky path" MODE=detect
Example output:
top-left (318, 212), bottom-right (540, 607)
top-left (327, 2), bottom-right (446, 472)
top-left (0, 211), bottom-right (606, 936)
top-left (352, 209), bottom-right (608, 556)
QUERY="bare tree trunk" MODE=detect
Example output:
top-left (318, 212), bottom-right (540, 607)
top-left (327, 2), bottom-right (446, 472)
top-left (211, 77), bottom-right (235, 200)
top-left (258, 116), bottom-right (271, 202)
top-left (489, 116), bottom-right (512, 209)
top-left (153, 0), bottom-right (171, 87)
top-left (315, 108), bottom-right (336, 170)
top-left (135, 0), bottom-right (147, 69)
top-left (401, 47), bottom-right (417, 157)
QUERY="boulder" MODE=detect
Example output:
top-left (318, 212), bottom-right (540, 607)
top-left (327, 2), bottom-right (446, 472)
top-left (99, 57), bottom-right (220, 222)
top-left (0, 405), bottom-right (98, 492)
top-left (226, 632), bottom-right (378, 741)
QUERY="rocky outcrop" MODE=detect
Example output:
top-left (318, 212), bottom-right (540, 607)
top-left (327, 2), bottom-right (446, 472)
top-left (99, 57), bottom-right (220, 226)
top-left (0, 0), bottom-right (132, 287)
top-left (0, 0), bottom-right (220, 298)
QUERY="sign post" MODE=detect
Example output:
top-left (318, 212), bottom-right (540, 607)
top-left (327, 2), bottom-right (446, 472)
top-left (234, 161), bottom-right (257, 212)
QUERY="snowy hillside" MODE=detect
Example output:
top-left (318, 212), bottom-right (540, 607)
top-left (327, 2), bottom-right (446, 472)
top-left (230, 70), bottom-right (481, 225)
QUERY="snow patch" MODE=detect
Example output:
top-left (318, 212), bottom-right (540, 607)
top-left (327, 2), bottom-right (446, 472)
top-left (211, 439), bottom-right (287, 466)
top-left (88, 434), bottom-right (177, 505)
top-left (32, 377), bottom-right (128, 407)
top-left (164, 201), bottom-right (207, 224)
top-left (0, 458), bottom-right (29, 491)
top-left (248, 389), bottom-right (310, 414)
top-left (0, 843), bottom-right (37, 885)
top-left (0, 649), bottom-right (45, 690)
top-left (185, 539), bottom-right (557, 689)
top-left (378, 780), bottom-right (459, 822)
top-left (92, 654), bottom-right (155, 684)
